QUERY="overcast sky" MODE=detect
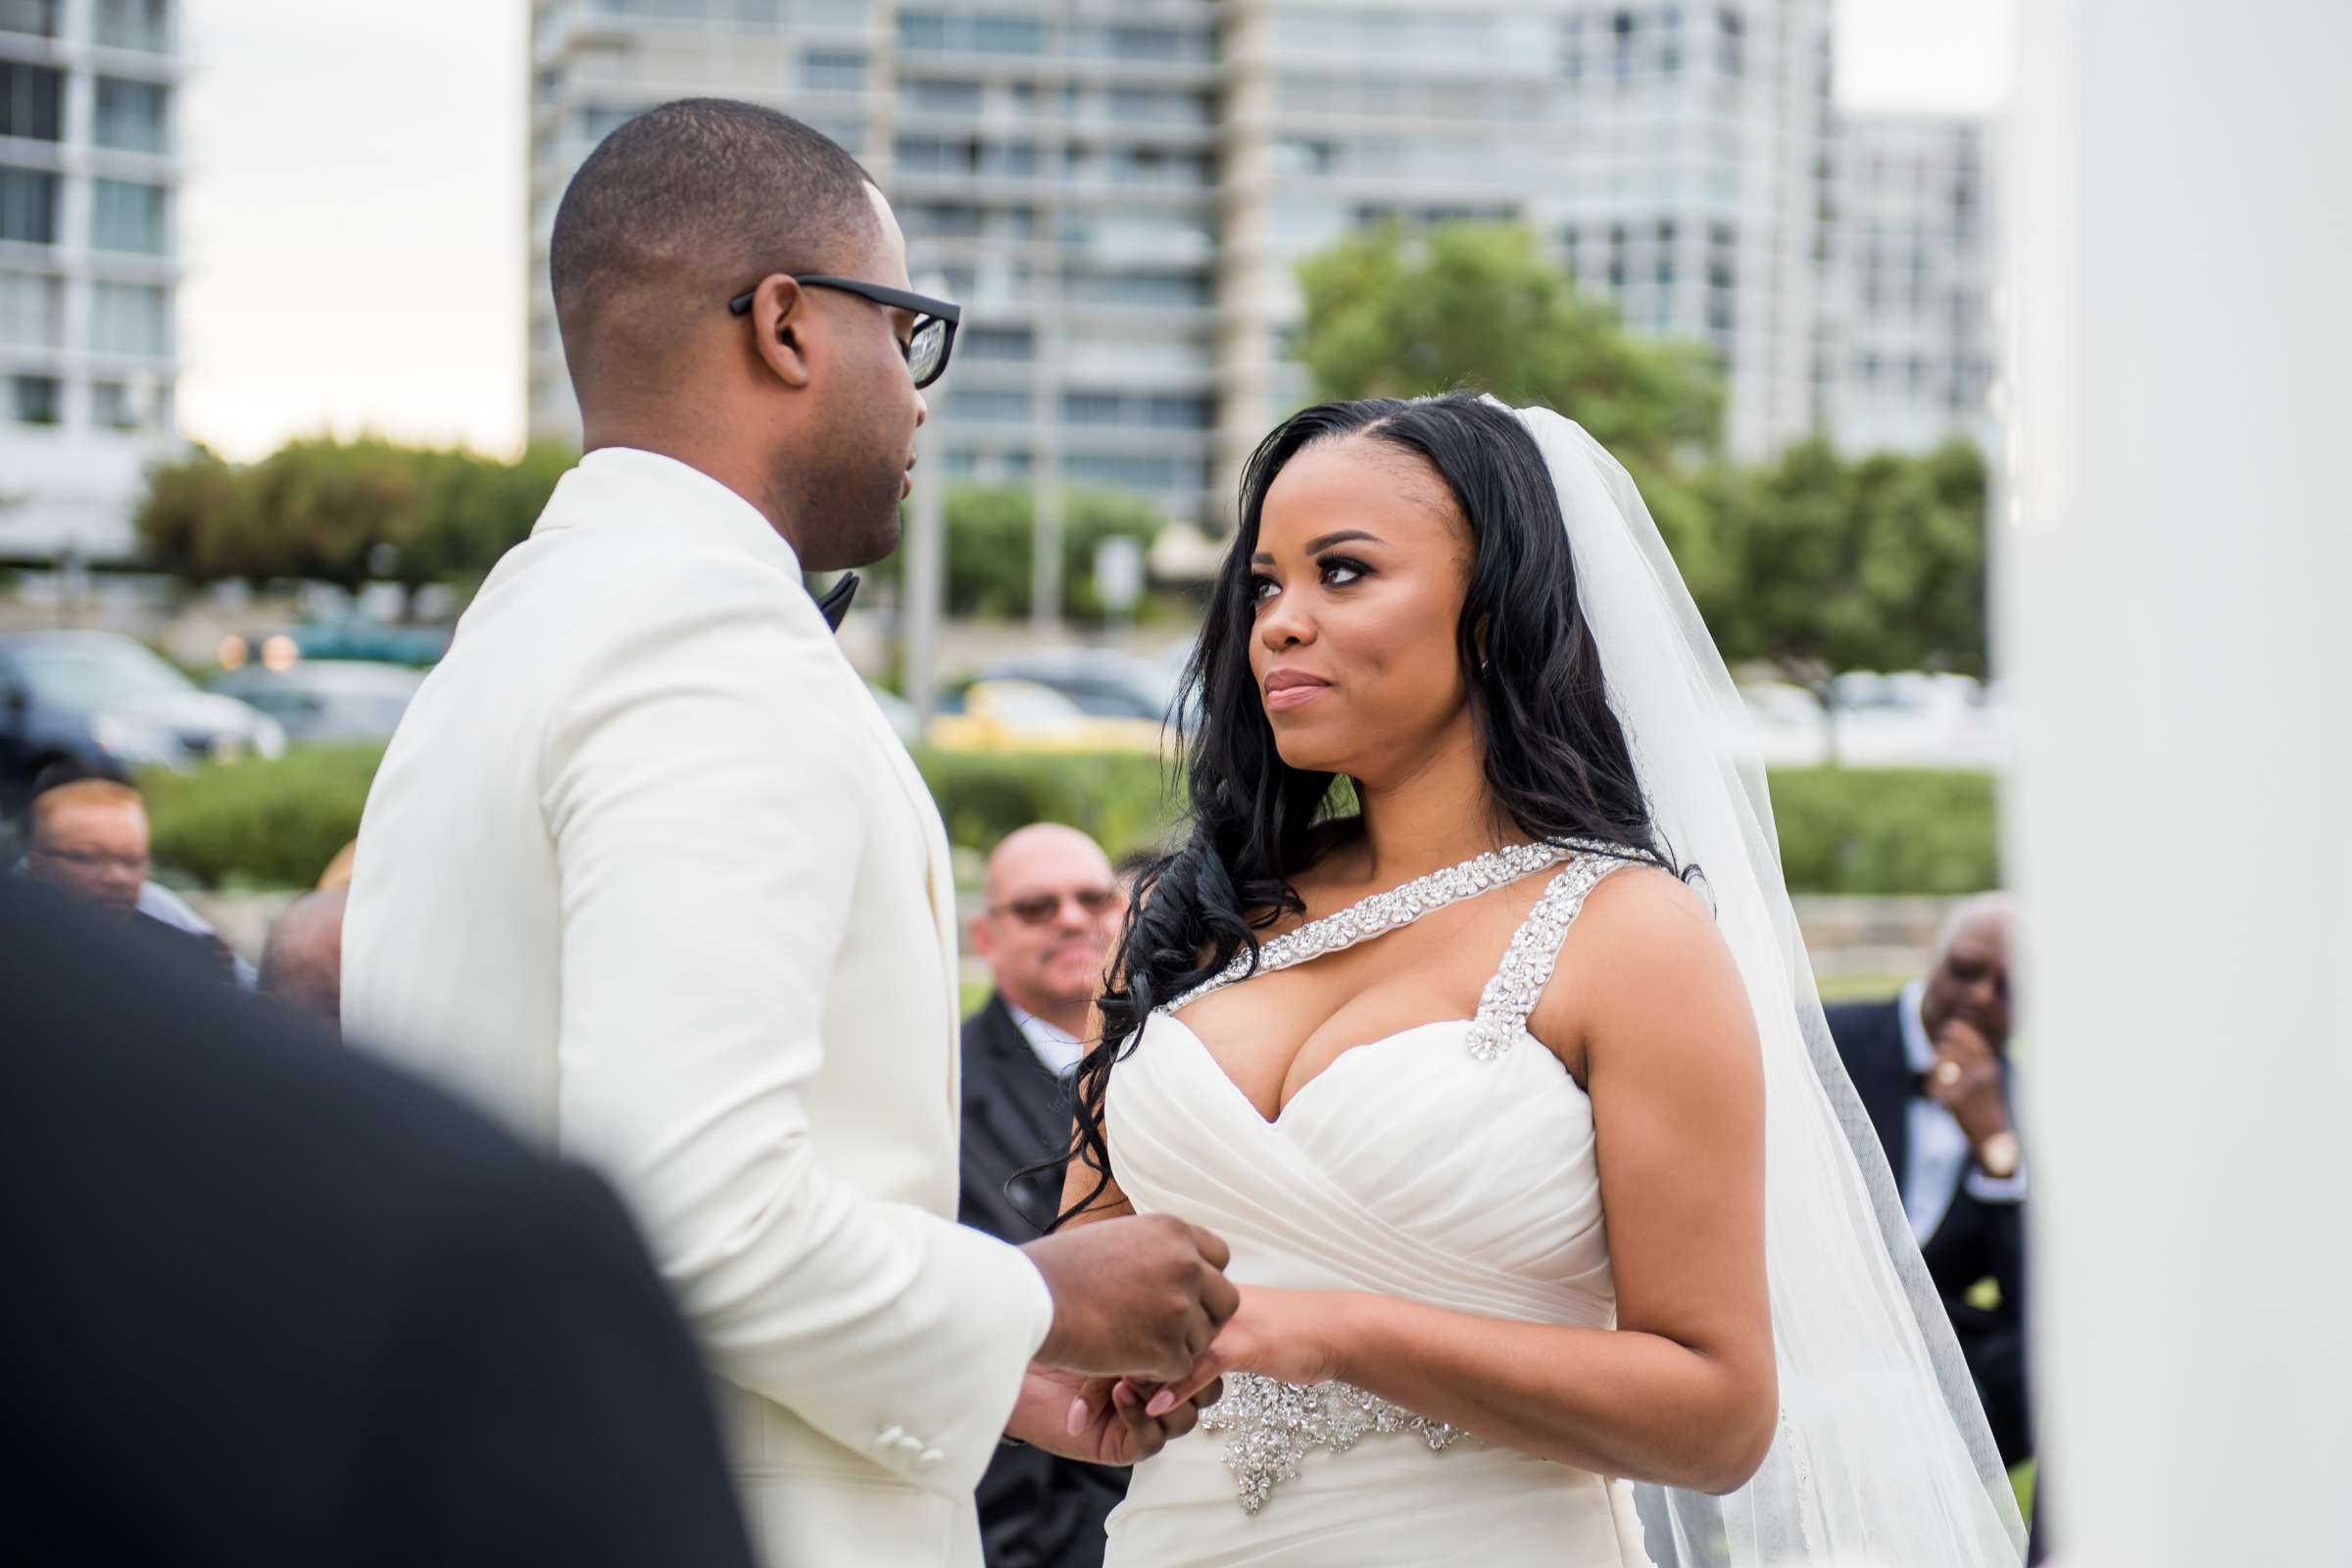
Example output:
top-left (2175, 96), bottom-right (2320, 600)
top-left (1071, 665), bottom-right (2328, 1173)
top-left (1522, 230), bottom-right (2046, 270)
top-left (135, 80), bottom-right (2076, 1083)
top-left (174, 0), bottom-right (2017, 462)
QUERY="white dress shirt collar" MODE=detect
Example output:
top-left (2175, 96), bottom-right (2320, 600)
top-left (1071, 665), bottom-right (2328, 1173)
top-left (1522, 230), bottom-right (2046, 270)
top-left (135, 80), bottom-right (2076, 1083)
top-left (1004, 1002), bottom-right (1086, 1079)
top-left (1898, 977), bottom-right (1936, 1075)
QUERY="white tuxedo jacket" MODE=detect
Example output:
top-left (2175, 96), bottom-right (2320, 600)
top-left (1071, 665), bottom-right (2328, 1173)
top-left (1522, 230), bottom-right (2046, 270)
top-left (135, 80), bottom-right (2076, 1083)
top-left (344, 448), bottom-right (1053, 1566)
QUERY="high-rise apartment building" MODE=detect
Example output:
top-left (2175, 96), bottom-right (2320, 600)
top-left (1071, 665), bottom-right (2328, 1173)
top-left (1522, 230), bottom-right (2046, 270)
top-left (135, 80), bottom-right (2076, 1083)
top-left (0, 0), bottom-right (181, 563)
top-left (527, 1), bottom-right (1850, 529)
top-left (1823, 110), bottom-right (1996, 456)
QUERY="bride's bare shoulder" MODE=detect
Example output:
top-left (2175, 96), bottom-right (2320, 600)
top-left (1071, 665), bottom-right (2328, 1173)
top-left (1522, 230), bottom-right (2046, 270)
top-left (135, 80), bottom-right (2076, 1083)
top-left (1531, 861), bottom-right (1746, 1067)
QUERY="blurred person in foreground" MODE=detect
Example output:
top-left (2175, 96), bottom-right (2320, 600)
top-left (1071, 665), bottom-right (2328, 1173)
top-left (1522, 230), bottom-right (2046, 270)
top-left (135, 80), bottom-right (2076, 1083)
top-left (0, 873), bottom-right (757, 1567)
top-left (260, 886), bottom-right (348, 1029)
top-left (961, 824), bottom-right (1131, 1567)
top-left (19, 776), bottom-right (232, 981)
top-left (1826, 894), bottom-right (2033, 1466)
top-left (340, 99), bottom-right (1232, 1567)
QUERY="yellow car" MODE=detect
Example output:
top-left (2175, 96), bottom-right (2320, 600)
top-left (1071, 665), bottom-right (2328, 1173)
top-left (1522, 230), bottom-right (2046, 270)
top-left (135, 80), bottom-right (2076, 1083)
top-left (924, 679), bottom-right (1169, 756)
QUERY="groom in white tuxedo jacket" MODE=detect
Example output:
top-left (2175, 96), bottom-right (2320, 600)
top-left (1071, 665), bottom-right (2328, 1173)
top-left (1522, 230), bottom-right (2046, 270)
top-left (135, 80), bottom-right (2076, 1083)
top-left (344, 101), bottom-right (1234, 1567)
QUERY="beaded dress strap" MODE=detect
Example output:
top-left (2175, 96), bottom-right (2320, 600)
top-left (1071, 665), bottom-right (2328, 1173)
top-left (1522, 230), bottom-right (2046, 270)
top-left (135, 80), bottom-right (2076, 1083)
top-left (1157, 840), bottom-right (1615, 1019)
top-left (1463, 854), bottom-right (1635, 1061)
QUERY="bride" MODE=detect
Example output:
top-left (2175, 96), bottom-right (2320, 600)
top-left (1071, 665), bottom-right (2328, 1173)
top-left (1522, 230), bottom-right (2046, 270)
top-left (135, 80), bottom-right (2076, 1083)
top-left (1056, 395), bottom-right (2026, 1566)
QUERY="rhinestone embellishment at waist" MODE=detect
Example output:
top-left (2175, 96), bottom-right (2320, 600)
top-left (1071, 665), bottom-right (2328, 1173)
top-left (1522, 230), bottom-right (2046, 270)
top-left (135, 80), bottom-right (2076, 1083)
top-left (1198, 1373), bottom-right (1475, 1514)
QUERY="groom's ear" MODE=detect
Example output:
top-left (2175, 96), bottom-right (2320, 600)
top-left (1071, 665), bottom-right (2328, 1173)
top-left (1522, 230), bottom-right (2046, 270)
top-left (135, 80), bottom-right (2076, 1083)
top-left (743, 274), bottom-right (816, 390)
top-left (967, 911), bottom-right (995, 960)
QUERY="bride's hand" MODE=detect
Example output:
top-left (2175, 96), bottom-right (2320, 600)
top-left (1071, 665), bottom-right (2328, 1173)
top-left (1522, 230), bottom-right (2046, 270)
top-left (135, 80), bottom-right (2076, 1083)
top-left (1007, 1363), bottom-right (1219, 1467)
top-left (1132, 1287), bottom-right (1348, 1418)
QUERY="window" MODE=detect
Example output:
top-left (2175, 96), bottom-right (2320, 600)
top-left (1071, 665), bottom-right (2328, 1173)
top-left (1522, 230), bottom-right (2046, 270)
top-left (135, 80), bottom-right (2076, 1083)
top-left (1, 63), bottom-right (64, 141)
top-left (1107, 25), bottom-right (1191, 61)
top-left (0, 268), bottom-right (61, 346)
top-left (0, 166), bottom-right (57, 244)
top-left (1063, 390), bottom-right (1121, 425)
top-left (1147, 393), bottom-right (1211, 428)
top-left (94, 76), bottom-right (170, 153)
top-left (904, 78), bottom-right (982, 116)
top-left (801, 49), bottom-right (865, 91)
top-left (952, 387), bottom-right (1034, 423)
top-left (94, 0), bottom-right (170, 52)
top-left (92, 179), bottom-right (168, 255)
top-left (1558, 16), bottom-right (1582, 80)
top-left (9, 371), bottom-right (58, 424)
top-left (90, 280), bottom-right (170, 355)
top-left (1108, 88), bottom-right (1209, 126)
top-left (960, 325), bottom-right (1033, 361)
top-left (1064, 452), bottom-right (1206, 492)
top-left (575, 104), bottom-right (640, 143)
top-left (0, 2), bottom-right (62, 40)
top-left (902, 202), bottom-right (980, 237)
top-left (1716, 6), bottom-right (1744, 77)
top-left (901, 11), bottom-right (1042, 54)
top-left (973, 14), bottom-right (1041, 53)
top-left (91, 378), bottom-right (146, 428)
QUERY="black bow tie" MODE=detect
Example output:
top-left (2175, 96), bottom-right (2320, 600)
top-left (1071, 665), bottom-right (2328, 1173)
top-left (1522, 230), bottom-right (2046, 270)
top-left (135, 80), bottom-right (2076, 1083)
top-left (814, 572), bottom-right (858, 633)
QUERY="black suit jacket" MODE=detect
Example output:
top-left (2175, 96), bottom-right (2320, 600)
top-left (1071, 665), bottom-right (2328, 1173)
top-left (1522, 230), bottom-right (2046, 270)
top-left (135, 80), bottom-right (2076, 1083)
top-left (0, 878), bottom-right (757, 1568)
top-left (958, 995), bottom-right (1128, 1568)
top-left (1826, 996), bottom-right (2034, 1467)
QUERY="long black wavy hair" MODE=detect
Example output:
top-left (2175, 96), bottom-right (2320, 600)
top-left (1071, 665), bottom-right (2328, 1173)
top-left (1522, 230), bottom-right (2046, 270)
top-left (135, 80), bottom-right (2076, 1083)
top-left (1057, 393), bottom-right (1683, 1223)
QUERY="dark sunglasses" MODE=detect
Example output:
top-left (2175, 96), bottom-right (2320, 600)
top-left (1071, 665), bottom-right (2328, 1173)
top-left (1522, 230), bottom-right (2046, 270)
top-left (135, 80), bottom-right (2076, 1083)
top-left (992, 887), bottom-right (1120, 927)
top-left (728, 275), bottom-right (961, 389)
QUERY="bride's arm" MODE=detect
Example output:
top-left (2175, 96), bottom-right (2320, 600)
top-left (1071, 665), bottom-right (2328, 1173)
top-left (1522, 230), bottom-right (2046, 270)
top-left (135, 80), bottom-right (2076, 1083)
top-left (1150, 870), bottom-right (1776, 1494)
top-left (1055, 992), bottom-right (1137, 1227)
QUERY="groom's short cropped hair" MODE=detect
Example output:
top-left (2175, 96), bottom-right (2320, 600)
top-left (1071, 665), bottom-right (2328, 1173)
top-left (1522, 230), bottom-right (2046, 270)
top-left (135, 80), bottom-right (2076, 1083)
top-left (549, 98), bottom-right (879, 395)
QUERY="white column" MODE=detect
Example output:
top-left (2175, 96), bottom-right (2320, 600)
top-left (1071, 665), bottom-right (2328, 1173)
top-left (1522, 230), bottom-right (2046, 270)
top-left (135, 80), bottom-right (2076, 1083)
top-left (2002, 4), bottom-right (2352, 1564)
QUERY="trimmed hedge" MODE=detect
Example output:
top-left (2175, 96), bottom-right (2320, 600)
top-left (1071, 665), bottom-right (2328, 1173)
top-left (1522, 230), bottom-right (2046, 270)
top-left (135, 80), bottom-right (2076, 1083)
top-left (144, 746), bottom-right (1997, 896)
top-left (1765, 765), bottom-right (2000, 897)
top-left (141, 744), bottom-right (387, 890)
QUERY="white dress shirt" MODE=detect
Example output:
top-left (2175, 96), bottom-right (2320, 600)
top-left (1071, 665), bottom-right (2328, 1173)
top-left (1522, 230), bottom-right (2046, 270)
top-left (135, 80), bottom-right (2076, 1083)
top-left (1899, 978), bottom-right (2028, 1245)
top-left (1005, 1002), bottom-right (1086, 1079)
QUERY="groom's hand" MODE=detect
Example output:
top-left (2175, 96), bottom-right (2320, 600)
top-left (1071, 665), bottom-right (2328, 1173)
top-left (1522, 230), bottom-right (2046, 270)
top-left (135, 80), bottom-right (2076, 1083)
top-left (1022, 1214), bottom-right (1239, 1382)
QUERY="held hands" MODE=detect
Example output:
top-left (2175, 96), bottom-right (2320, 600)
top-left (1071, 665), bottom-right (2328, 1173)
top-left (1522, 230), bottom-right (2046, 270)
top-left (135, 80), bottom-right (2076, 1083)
top-left (1022, 1213), bottom-right (1241, 1382)
top-left (1117, 1287), bottom-right (1347, 1423)
top-left (1004, 1363), bottom-right (1222, 1466)
top-left (1011, 1213), bottom-right (1242, 1466)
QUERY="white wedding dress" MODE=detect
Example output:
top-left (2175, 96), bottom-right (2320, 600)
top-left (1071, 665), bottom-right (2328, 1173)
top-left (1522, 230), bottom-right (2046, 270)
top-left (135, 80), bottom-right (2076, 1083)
top-left (1102, 841), bottom-right (1656, 1567)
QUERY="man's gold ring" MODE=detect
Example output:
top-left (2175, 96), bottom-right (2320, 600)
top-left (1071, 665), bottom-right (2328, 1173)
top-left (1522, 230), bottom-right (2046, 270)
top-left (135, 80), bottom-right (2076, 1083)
top-left (1933, 1060), bottom-right (1964, 1090)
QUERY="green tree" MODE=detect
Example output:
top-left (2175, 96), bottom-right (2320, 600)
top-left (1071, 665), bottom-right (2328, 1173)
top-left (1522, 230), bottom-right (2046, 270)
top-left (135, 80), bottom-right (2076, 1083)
top-left (870, 485), bottom-right (1170, 621)
top-left (1295, 221), bottom-right (1726, 469)
top-left (131, 437), bottom-right (577, 611)
top-left (1700, 437), bottom-right (1989, 685)
top-left (132, 445), bottom-right (241, 583)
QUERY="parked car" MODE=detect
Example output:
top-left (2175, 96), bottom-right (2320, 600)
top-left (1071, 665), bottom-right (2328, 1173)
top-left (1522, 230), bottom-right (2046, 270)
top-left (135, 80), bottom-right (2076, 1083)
top-left (978, 647), bottom-right (1192, 733)
top-left (219, 618), bottom-right (453, 672)
top-left (925, 678), bottom-right (1166, 755)
top-left (206, 660), bottom-right (426, 745)
top-left (0, 631), bottom-right (285, 809)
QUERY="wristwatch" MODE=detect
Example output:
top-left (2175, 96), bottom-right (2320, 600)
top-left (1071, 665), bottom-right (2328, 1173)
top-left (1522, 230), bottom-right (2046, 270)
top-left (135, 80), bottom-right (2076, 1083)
top-left (1976, 1130), bottom-right (2022, 1180)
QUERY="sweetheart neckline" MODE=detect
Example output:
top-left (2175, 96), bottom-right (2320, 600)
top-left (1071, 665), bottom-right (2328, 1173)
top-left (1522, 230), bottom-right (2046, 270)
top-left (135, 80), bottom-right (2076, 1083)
top-left (1150, 1009), bottom-right (1585, 1132)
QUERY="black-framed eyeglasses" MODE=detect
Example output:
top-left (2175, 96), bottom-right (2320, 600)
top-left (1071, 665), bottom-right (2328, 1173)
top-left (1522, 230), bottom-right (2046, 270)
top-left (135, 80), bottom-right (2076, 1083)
top-left (728, 275), bottom-right (961, 389)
